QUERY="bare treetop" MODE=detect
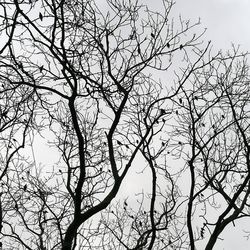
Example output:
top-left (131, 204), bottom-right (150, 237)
top-left (0, 0), bottom-right (249, 249)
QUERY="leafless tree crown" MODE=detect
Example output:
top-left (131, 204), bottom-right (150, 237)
top-left (0, 0), bottom-right (249, 249)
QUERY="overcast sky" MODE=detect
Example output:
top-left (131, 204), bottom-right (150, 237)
top-left (174, 0), bottom-right (250, 52)
top-left (175, 1), bottom-right (250, 249)
top-left (34, 1), bottom-right (250, 249)
top-left (97, 1), bottom-right (250, 249)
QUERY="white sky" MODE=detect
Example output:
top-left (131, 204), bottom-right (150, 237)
top-left (33, 1), bottom-right (250, 249)
top-left (118, 1), bottom-right (250, 249)
top-left (174, 1), bottom-right (250, 249)
top-left (174, 0), bottom-right (250, 51)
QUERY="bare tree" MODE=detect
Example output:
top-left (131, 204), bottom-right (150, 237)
top-left (169, 47), bottom-right (250, 250)
top-left (0, 0), bottom-right (248, 249)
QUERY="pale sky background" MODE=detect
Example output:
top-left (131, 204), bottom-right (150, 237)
top-left (46, 1), bottom-right (250, 249)
top-left (121, 1), bottom-right (250, 249)
top-left (33, 1), bottom-right (250, 249)
top-left (174, 0), bottom-right (250, 52)
top-left (173, 1), bottom-right (250, 249)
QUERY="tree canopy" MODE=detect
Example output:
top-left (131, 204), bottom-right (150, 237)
top-left (0, 0), bottom-right (249, 249)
